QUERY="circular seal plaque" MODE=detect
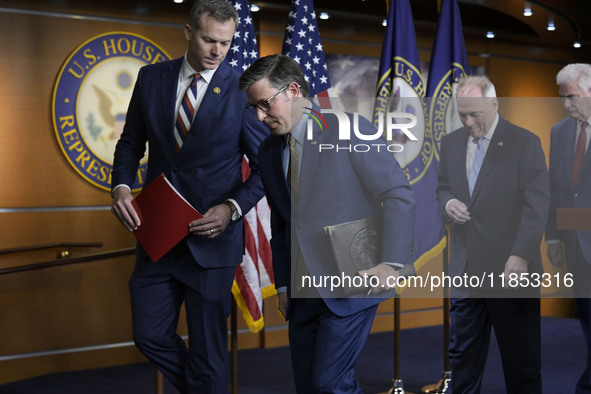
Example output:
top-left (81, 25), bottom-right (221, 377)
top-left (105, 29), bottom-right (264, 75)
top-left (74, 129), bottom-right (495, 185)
top-left (374, 57), bottom-right (431, 186)
top-left (52, 32), bottom-right (171, 192)
top-left (350, 227), bottom-right (381, 271)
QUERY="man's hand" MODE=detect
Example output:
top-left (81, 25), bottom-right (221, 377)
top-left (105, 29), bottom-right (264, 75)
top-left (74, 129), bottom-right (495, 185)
top-left (446, 199), bottom-right (471, 224)
top-left (358, 263), bottom-right (400, 295)
top-left (277, 292), bottom-right (288, 320)
top-left (111, 187), bottom-right (141, 231)
top-left (503, 255), bottom-right (528, 289)
top-left (188, 203), bottom-right (232, 238)
top-left (546, 243), bottom-right (564, 267)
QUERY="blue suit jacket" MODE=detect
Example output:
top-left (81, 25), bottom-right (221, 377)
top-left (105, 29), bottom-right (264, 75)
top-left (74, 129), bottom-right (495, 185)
top-left (546, 116), bottom-right (591, 265)
top-left (259, 110), bottom-right (415, 317)
top-left (112, 57), bottom-right (268, 267)
top-left (437, 116), bottom-right (549, 291)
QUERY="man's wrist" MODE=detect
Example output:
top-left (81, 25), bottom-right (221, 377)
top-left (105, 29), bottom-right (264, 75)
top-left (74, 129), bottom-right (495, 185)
top-left (112, 184), bottom-right (131, 198)
top-left (223, 201), bottom-right (240, 221)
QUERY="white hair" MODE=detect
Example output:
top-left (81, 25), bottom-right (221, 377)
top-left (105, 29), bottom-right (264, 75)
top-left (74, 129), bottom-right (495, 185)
top-left (456, 75), bottom-right (497, 98)
top-left (556, 63), bottom-right (591, 91)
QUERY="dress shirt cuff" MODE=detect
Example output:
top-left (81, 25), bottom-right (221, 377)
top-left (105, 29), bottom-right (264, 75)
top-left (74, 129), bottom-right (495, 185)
top-left (383, 262), bottom-right (416, 277)
top-left (444, 198), bottom-right (459, 215)
top-left (276, 286), bottom-right (287, 294)
top-left (224, 199), bottom-right (242, 221)
top-left (112, 184), bottom-right (131, 198)
top-left (545, 239), bottom-right (562, 244)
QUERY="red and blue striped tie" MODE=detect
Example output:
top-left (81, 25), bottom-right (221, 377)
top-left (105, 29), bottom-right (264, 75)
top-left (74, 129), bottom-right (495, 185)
top-left (174, 73), bottom-right (200, 152)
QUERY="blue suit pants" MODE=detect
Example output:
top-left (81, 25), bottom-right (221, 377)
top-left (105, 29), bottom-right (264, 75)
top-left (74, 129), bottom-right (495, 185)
top-left (449, 297), bottom-right (541, 394)
top-left (288, 297), bottom-right (377, 394)
top-left (129, 240), bottom-right (236, 394)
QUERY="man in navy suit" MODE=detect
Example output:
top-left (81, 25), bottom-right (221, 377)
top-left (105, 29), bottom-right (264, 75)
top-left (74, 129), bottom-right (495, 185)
top-left (437, 76), bottom-right (548, 393)
top-left (110, 1), bottom-right (267, 392)
top-left (545, 63), bottom-right (591, 393)
top-left (239, 54), bottom-right (415, 393)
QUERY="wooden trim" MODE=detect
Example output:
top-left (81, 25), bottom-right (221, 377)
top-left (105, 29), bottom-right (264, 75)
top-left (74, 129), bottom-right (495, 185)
top-left (0, 248), bottom-right (135, 275)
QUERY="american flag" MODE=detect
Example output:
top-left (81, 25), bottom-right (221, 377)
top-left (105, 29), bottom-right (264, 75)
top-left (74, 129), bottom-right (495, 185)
top-left (227, 0), bottom-right (258, 71)
top-left (226, 0), bottom-right (275, 334)
top-left (282, 0), bottom-right (332, 104)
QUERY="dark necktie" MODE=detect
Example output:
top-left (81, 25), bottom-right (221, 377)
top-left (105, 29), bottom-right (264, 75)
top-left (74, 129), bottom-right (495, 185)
top-left (288, 134), bottom-right (307, 290)
top-left (288, 135), bottom-right (300, 204)
top-left (174, 73), bottom-right (200, 152)
top-left (572, 122), bottom-right (588, 188)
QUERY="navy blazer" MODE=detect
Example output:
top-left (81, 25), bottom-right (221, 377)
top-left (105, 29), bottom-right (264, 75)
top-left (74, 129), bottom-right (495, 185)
top-left (546, 116), bottom-right (591, 265)
top-left (437, 116), bottom-right (549, 289)
top-left (259, 110), bottom-right (415, 317)
top-left (112, 57), bottom-right (268, 267)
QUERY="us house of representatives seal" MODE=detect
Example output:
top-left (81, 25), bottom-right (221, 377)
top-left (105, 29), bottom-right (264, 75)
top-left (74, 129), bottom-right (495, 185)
top-left (374, 57), bottom-right (431, 186)
top-left (52, 32), bottom-right (171, 192)
top-left (350, 226), bottom-right (381, 271)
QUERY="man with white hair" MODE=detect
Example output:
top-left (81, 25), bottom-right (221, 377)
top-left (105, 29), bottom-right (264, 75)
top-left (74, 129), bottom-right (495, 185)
top-left (437, 76), bottom-right (549, 393)
top-left (546, 63), bottom-right (591, 393)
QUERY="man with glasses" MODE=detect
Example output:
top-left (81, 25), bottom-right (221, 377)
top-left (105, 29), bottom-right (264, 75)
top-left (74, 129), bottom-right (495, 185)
top-left (239, 54), bottom-right (415, 393)
top-left (247, 85), bottom-right (288, 114)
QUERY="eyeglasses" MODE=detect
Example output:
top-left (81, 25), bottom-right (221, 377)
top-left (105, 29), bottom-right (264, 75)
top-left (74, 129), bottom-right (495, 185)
top-left (247, 85), bottom-right (288, 114)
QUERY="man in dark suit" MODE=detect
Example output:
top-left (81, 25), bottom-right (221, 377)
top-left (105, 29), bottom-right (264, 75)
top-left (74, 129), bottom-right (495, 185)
top-left (110, 1), bottom-right (267, 392)
top-left (239, 54), bottom-right (415, 393)
top-left (545, 63), bottom-right (591, 393)
top-left (437, 76), bottom-right (549, 393)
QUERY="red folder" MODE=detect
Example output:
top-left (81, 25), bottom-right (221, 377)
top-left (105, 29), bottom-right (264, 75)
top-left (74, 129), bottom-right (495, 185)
top-left (131, 173), bottom-right (203, 262)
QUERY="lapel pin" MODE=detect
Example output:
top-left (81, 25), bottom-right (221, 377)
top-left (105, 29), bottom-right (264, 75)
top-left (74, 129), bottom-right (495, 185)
top-left (497, 141), bottom-right (503, 146)
top-left (213, 87), bottom-right (221, 94)
top-left (311, 141), bottom-right (317, 145)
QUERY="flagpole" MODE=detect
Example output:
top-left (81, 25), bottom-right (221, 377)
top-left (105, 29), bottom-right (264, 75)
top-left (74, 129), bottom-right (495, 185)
top-left (378, 297), bottom-right (414, 394)
top-left (420, 228), bottom-right (451, 394)
top-left (231, 297), bottom-right (238, 394)
top-left (421, 0), bottom-right (469, 387)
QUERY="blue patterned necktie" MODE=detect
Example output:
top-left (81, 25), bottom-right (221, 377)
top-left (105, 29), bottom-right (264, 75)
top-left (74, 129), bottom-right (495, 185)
top-left (468, 137), bottom-right (484, 197)
top-left (174, 73), bottom-right (200, 152)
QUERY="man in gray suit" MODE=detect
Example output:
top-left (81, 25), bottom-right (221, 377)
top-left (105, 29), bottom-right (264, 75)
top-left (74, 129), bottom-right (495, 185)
top-left (546, 63), bottom-right (591, 393)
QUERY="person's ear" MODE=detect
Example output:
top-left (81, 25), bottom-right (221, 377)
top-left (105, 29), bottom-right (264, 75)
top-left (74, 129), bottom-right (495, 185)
top-left (184, 24), bottom-right (193, 42)
top-left (491, 98), bottom-right (499, 112)
top-left (287, 82), bottom-right (301, 98)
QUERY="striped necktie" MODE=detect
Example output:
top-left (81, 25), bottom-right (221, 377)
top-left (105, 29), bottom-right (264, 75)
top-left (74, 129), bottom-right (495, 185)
top-left (174, 73), bottom-right (200, 152)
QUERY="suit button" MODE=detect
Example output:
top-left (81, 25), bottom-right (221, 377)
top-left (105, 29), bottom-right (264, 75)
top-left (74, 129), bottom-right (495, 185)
top-left (574, 193), bottom-right (579, 198)
top-left (297, 223), bottom-right (302, 229)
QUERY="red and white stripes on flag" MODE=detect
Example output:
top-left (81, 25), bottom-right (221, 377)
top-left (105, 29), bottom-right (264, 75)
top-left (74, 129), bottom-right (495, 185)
top-left (233, 159), bottom-right (275, 333)
top-left (226, 0), bottom-right (275, 334)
